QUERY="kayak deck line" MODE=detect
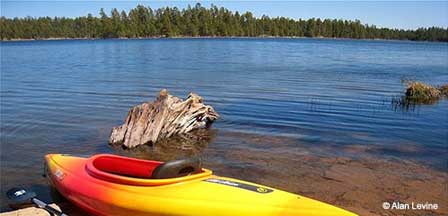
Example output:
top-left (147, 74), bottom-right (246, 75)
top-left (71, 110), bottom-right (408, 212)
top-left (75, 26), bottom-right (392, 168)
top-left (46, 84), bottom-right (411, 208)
top-left (203, 178), bottom-right (274, 194)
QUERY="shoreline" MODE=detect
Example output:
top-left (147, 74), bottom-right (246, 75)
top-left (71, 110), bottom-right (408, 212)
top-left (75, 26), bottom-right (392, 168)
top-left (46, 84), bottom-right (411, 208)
top-left (1, 36), bottom-right (446, 43)
top-left (205, 131), bottom-right (448, 216)
top-left (1, 130), bottom-right (446, 215)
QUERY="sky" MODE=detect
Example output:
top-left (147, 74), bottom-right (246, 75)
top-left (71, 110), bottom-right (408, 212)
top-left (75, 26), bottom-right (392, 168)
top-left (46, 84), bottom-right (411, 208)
top-left (1, 1), bottom-right (447, 30)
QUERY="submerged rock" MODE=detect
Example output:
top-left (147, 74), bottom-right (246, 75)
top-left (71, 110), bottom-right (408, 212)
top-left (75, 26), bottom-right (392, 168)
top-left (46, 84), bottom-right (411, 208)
top-left (109, 89), bottom-right (219, 148)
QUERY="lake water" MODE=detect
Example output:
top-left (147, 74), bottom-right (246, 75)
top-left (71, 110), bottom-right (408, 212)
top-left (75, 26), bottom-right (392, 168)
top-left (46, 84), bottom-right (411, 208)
top-left (1, 38), bottom-right (447, 213)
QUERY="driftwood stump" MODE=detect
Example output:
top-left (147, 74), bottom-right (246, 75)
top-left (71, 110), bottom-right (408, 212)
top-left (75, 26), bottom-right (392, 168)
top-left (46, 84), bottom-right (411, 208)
top-left (109, 89), bottom-right (219, 148)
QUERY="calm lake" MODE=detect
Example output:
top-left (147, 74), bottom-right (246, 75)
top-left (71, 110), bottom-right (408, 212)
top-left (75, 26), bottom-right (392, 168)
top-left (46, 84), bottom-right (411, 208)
top-left (1, 38), bottom-right (447, 214)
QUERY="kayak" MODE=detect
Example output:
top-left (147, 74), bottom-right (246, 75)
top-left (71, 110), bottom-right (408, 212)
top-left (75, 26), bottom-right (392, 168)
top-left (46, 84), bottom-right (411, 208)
top-left (44, 154), bottom-right (357, 216)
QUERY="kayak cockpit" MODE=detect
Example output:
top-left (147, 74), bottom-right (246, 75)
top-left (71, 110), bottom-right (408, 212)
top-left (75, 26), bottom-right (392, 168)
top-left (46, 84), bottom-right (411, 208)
top-left (85, 154), bottom-right (212, 186)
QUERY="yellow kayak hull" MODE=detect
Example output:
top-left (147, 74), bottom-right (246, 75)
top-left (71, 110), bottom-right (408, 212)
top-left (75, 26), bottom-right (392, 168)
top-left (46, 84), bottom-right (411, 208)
top-left (45, 154), bottom-right (357, 216)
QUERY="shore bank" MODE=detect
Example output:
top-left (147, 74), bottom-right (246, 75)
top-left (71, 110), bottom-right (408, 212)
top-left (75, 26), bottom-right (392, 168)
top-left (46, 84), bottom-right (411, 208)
top-left (203, 132), bottom-right (447, 216)
top-left (1, 131), bottom-right (446, 216)
top-left (111, 131), bottom-right (447, 216)
top-left (1, 36), bottom-right (445, 43)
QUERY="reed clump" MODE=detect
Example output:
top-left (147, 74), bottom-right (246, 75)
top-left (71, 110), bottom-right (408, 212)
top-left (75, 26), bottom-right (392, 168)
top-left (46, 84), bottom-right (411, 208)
top-left (438, 84), bottom-right (448, 97)
top-left (404, 81), bottom-right (442, 103)
top-left (392, 81), bottom-right (448, 110)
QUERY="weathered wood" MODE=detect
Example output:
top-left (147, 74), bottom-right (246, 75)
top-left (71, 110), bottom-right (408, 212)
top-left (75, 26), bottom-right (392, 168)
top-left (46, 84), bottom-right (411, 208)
top-left (109, 89), bottom-right (219, 148)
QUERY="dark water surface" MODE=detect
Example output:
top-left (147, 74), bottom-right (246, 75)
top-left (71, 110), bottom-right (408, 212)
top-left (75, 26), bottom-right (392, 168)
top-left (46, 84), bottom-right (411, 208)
top-left (1, 38), bottom-right (447, 213)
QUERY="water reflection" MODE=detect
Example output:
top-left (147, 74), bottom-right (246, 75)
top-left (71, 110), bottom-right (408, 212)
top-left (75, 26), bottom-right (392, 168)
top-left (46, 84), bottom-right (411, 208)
top-left (111, 129), bottom-right (217, 161)
top-left (391, 95), bottom-right (441, 112)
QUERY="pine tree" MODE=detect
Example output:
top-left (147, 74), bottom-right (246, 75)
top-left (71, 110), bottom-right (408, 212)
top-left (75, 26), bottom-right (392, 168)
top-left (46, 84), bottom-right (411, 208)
top-left (0, 5), bottom-right (446, 41)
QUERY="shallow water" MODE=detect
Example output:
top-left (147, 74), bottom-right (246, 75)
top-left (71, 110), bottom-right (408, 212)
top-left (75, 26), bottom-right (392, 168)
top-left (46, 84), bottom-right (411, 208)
top-left (1, 38), bottom-right (447, 214)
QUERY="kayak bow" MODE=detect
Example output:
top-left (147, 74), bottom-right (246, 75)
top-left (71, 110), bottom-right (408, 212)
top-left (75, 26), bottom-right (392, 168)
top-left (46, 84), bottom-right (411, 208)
top-left (45, 154), bottom-right (357, 216)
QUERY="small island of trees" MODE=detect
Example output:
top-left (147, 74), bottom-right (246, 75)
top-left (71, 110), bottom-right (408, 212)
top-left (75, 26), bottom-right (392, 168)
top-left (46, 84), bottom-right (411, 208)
top-left (1, 4), bottom-right (447, 42)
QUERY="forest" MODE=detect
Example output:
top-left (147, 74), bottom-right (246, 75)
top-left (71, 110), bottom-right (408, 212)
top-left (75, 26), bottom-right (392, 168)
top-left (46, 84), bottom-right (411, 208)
top-left (1, 4), bottom-right (447, 42)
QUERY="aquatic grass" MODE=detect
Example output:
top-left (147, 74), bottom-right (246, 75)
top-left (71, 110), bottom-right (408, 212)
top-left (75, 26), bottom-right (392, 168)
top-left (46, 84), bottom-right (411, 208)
top-left (392, 81), bottom-right (448, 111)
top-left (404, 81), bottom-right (441, 104)
top-left (438, 84), bottom-right (448, 97)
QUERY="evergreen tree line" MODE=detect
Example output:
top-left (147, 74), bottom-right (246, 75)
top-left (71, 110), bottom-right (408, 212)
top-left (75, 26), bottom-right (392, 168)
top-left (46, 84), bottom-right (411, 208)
top-left (1, 4), bottom-right (447, 42)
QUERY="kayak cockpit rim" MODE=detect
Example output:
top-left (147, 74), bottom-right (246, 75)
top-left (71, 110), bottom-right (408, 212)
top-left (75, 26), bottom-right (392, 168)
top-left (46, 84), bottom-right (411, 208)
top-left (85, 154), bottom-right (212, 186)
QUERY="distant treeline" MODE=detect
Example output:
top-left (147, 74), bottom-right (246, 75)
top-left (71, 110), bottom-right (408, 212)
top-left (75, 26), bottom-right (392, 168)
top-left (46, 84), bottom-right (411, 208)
top-left (1, 4), bottom-right (447, 42)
